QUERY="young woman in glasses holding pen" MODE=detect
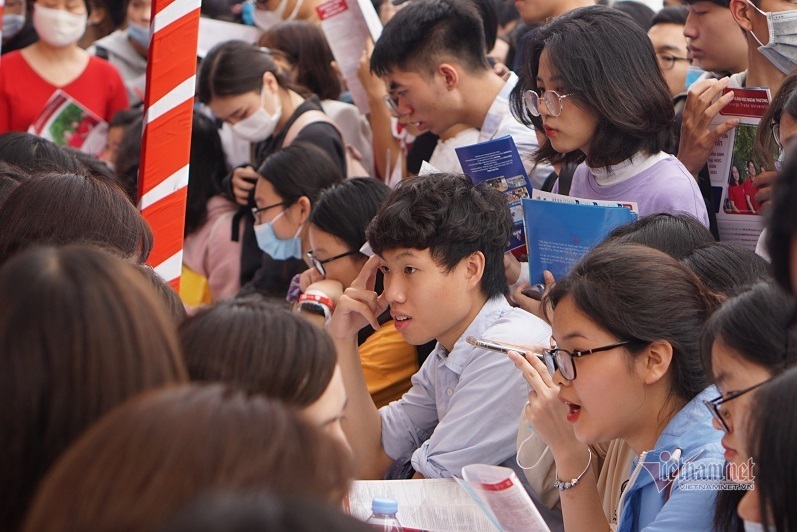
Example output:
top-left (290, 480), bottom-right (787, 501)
top-left (508, 243), bottom-right (724, 532)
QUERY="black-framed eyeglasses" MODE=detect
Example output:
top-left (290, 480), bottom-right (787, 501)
top-left (383, 94), bottom-right (402, 117)
top-left (251, 201), bottom-right (286, 224)
top-left (703, 378), bottom-right (773, 433)
top-left (656, 53), bottom-right (691, 70)
top-left (306, 249), bottom-right (361, 277)
top-left (542, 340), bottom-right (642, 381)
top-left (523, 89), bottom-right (573, 118)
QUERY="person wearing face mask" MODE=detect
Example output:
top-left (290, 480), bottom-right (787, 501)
top-left (2, 0), bottom-right (39, 54)
top-left (244, 143), bottom-right (344, 298)
top-left (89, 0), bottom-right (151, 106)
top-left (677, 0), bottom-right (797, 188)
top-left (197, 40), bottom-right (347, 291)
top-left (0, 0), bottom-right (129, 133)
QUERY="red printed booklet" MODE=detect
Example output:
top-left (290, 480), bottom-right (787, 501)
top-left (706, 87), bottom-right (773, 249)
top-left (27, 89), bottom-right (109, 157)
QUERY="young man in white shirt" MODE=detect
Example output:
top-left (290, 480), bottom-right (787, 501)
top-left (328, 174), bottom-right (551, 480)
top-left (370, 0), bottom-right (551, 187)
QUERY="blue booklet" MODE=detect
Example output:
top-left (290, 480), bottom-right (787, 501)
top-left (455, 136), bottom-right (532, 256)
top-left (522, 197), bottom-right (637, 284)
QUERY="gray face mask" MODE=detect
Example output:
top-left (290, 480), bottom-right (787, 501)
top-left (747, 0), bottom-right (797, 74)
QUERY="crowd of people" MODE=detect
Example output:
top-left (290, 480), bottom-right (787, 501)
top-left (2, 0), bottom-right (797, 529)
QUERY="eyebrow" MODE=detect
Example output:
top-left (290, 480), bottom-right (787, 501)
top-left (554, 332), bottom-right (589, 343)
top-left (394, 250), bottom-right (418, 260)
top-left (388, 81), bottom-right (406, 91)
top-left (656, 45), bottom-right (684, 53)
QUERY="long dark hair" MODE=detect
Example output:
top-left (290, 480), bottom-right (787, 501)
top-left (0, 245), bottom-right (187, 531)
top-left (699, 282), bottom-right (797, 532)
top-left (185, 113), bottom-right (228, 235)
top-left (260, 21), bottom-right (341, 101)
top-left (547, 243), bottom-right (720, 403)
top-left (179, 298), bottom-right (336, 407)
top-left (746, 366), bottom-right (797, 532)
top-left (197, 40), bottom-right (305, 104)
top-left (509, 5), bottom-right (673, 169)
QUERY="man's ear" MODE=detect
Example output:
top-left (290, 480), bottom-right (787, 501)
top-left (438, 63), bottom-right (460, 90)
top-left (729, 0), bottom-right (755, 32)
top-left (462, 251), bottom-right (485, 291)
top-left (636, 340), bottom-right (674, 386)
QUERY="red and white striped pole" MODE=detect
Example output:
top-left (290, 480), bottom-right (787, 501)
top-left (137, 0), bottom-right (201, 290)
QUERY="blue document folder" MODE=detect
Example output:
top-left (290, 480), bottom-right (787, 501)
top-left (522, 198), bottom-right (637, 284)
top-left (456, 136), bottom-right (532, 256)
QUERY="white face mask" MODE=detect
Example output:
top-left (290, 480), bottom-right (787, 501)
top-left (746, 0), bottom-right (797, 74)
top-left (252, 0), bottom-right (304, 30)
top-left (743, 520), bottom-right (770, 532)
top-left (230, 87), bottom-right (283, 143)
top-left (32, 4), bottom-right (87, 48)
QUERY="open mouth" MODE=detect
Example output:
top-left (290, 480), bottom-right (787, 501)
top-left (564, 401), bottom-right (581, 423)
top-left (392, 313), bottom-right (412, 331)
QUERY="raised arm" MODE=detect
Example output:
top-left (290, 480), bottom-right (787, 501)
top-left (327, 255), bottom-right (394, 479)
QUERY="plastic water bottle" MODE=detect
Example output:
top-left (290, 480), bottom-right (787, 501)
top-left (366, 498), bottom-right (404, 531)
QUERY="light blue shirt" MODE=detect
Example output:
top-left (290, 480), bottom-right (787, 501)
top-left (379, 297), bottom-right (552, 478)
top-left (480, 72), bottom-right (552, 190)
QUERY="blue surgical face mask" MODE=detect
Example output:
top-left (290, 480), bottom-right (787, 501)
top-left (127, 21), bottom-right (151, 50)
top-left (253, 210), bottom-right (303, 260)
top-left (3, 14), bottom-right (26, 40)
top-left (746, 0), bottom-right (797, 74)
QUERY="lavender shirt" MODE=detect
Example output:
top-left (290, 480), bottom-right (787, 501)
top-left (561, 157), bottom-right (710, 227)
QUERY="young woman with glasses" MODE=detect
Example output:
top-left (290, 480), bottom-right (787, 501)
top-left (508, 5), bottom-right (708, 225)
top-left (699, 282), bottom-right (797, 532)
top-left (296, 178), bottom-right (419, 407)
top-left (508, 243), bottom-right (724, 532)
top-left (244, 142), bottom-right (343, 297)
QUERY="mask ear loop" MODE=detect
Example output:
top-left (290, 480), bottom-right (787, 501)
top-left (516, 427), bottom-right (551, 470)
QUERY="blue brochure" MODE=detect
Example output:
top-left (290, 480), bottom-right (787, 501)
top-left (455, 136), bottom-right (532, 256)
top-left (522, 198), bottom-right (637, 284)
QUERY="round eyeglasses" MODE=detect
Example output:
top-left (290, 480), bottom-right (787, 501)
top-left (773, 120), bottom-right (782, 150)
top-left (703, 378), bottom-right (773, 433)
top-left (306, 249), bottom-right (361, 277)
top-left (383, 94), bottom-right (402, 117)
top-left (542, 340), bottom-right (642, 381)
top-left (523, 89), bottom-right (573, 118)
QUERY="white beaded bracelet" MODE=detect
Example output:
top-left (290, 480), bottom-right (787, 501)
top-left (553, 448), bottom-right (593, 491)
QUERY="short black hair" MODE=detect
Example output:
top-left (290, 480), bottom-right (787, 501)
top-left (612, 1), bottom-right (655, 31)
top-left (310, 177), bottom-right (390, 252)
top-left (650, 5), bottom-right (689, 26)
top-left (600, 213), bottom-right (714, 260)
top-left (257, 143), bottom-right (344, 207)
top-left (370, 0), bottom-right (490, 78)
top-left (509, 5), bottom-right (673, 169)
top-left (366, 174), bottom-right (511, 299)
top-left (681, 242), bottom-right (771, 297)
top-left (684, 0), bottom-right (729, 8)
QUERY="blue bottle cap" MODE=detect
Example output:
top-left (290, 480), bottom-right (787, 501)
top-left (371, 498), bottom-right (399, 514)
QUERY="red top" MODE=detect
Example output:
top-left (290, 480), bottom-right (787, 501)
top-left (727, 183), bottom-right (750, 213)
top-left (0, 51), bottom-right (129, 133)
top-left (742, 178), bottom-right (760, 213)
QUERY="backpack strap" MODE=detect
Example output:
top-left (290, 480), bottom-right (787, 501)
top-left (282, 110), bottom-right (337, 147)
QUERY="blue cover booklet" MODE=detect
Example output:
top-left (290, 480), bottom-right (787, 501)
top-left (455, 136), bottom-right (532, 257)
top-left (522, 197), bottom-right (637, 284)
